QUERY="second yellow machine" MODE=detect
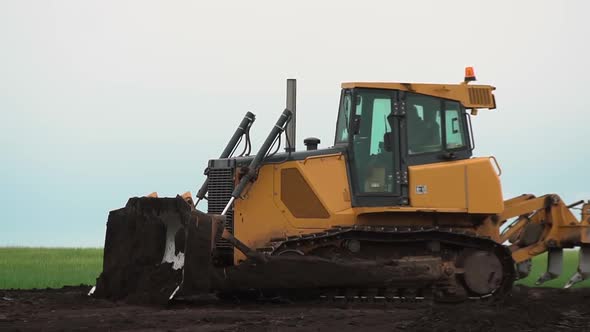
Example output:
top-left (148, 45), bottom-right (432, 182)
top-left (94, 69), bottom-right (590, 303)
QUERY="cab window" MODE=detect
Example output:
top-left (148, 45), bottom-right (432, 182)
top-left (407, 94), bottom-right (442, 154)
top-left (370, 98), bottom-right (392, 155)
top-left (351, 90), bottom-right (395, 194)
top-left (335, 92), bottom-right (352, 143)
top-left (406, 94), bottom-right (468, 155)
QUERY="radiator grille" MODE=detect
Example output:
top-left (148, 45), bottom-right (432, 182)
top-left (207, 167), bottom-right (235, 249)
top-left (468, 87), bottom-right (493, 106)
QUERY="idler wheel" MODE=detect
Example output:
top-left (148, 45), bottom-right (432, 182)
top-left (462, 251), bottom-right (503, 295)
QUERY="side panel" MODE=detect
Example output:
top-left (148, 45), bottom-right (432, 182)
top-left (466, 158), bottom-right (504, 213)
top-left (233, 163), bottom-right (292, 263)
top-left (408, 157), bottom-right (504, 214)
top-left (408, 162), bottom-right (467, 210)
top-left (234, 153), bottom-right (353, 262)
top-left (274, 153), bottom-right (353, 228)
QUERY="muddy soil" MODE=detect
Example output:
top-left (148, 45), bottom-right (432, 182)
top-left (1, 286), bottom-right (590, 331)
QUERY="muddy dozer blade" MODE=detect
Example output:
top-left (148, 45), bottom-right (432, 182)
top-left (94, 196), bottom-right (194, 304)
top-left (175, 210), bottom-right (224, 297)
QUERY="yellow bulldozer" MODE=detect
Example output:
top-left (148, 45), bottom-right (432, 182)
top-left (92, 69), bottom-right (590, 303)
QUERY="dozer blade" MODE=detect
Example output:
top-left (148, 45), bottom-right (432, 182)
top-left (564, 246), bottom-right (590, 289)
top-left (94, 195), bottom-right (194, 304)
top-left (173, 210), bottom-right (224, 297)
top-left (535, 248), bottom-right (563, 285)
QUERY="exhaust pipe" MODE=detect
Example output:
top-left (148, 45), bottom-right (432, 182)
top-left (285, 79), bottom-right (296, 152)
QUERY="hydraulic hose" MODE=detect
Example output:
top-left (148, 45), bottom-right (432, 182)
top-left (195, 111), bottom-right (256, 204)
top-left (221, 109), bottom-right (292, 215)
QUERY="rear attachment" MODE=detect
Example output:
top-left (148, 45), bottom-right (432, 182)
top-left (499, 196), bottom-right (590, 288)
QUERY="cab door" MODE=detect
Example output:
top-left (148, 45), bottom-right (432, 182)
top-left (344, 88), bottom-right (406, 207)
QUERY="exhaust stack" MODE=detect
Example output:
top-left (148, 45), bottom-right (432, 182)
top-left (285, 79), bottom-right (296, 152)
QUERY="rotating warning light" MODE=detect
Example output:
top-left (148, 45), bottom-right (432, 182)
top-left (464, 66), bottom-right (476, 82)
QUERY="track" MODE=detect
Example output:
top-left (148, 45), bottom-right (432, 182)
top-left (2, 286), bottom-right (590, 331)
top-left (250, 226), bottom-right (515, 302)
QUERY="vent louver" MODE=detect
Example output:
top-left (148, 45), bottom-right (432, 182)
top-left (468, 87), bottom-right (493, 107)
top-left (207, 167), bottom-right (235, 250)
top-left (469, 88), bottom-right (492, 105)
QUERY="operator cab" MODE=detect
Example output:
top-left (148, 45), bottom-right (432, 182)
top-left (334, 83), bottom-right (484, 207)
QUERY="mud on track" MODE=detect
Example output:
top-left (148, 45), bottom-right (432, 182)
top-left (1, 286), bottom-right (590, 332)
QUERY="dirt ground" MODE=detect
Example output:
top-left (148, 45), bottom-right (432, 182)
top-left (1, 285), bottom-right (590, 332)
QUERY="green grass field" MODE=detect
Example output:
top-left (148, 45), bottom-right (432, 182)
top-left (0, 247), bottom-right (588, 289)
top-left (516, 249), bottom-right (590, 288)
top-left (0, 247), bottom-right (103, 289)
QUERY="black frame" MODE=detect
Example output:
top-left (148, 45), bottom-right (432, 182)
top-left (333, 89), bottom-right (350, 146)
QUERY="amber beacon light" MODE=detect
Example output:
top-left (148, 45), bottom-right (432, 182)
top-left (464, 66), bottom-right (476, 82)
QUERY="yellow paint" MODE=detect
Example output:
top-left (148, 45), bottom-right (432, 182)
top-left (234, 154), bottom-right (506, 263)
top-left (234, 153), bottom-right (352, 263)
top-left (408, 157), bottom-right (504, 214)
top-left (408, 161), bottom-right (467, 211)
top-left (234, 154), bottom-right (503, 262)
top-left (231, 149), bottom-right (585, 267)
top-left (271, 156), bottom-right (351, 228)
top-left (465, 158), bottom-right (504, 213)
top-left (233, 163), bottom-right (294, 263)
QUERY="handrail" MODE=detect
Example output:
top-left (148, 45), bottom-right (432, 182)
top-left (490, 156), bottom-right (502, 176)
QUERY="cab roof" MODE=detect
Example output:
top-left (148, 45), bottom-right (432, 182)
top-left (341, 82), bottom-right (496, 110)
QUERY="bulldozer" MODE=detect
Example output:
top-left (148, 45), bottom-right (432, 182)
top-left (92, 68), bottom-right (590, 303)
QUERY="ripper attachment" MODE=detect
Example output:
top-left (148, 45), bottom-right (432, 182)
top-left (499, 196), bottom-right (590, 288)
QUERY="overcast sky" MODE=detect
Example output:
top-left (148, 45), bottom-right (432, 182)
top-left (1, 0), bottom-right (588, 246)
